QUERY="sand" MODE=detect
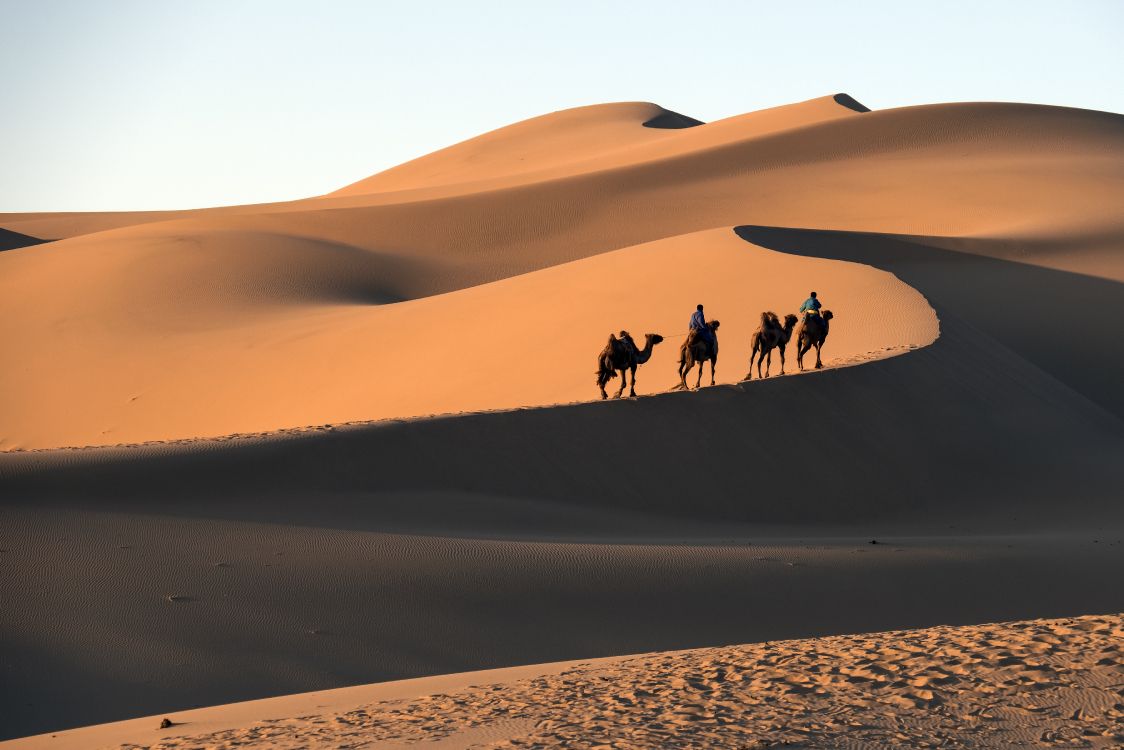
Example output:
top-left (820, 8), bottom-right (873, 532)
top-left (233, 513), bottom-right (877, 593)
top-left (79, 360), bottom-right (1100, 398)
top-left (3, 95), bottom-right (1123, 449)
top-left (7, 614), bottom-right (1122, 749)
top-left (1, 92), bottom-right (1122, 742)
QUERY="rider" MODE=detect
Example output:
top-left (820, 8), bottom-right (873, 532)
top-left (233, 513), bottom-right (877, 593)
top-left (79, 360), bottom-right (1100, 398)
top-left (799, 292), bottom-right (822, 321)
top-left (689, 304), bottom-right (714, 346)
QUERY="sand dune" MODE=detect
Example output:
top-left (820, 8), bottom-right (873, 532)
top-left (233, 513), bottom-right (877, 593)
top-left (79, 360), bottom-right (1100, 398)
top-left (0, 94), bottom-right (858, 238)
top-left (3, 96), bottom-right (1122, 449)
top-left (329, 102), bottom-right (704, 196)
top-left (2, 224), bottom-right (1121, 737)
top-left (2, 93), bottom-right (1122, 741)
top-left (8, 614), bottom-right (1120, 749)
top-left (0, 227), bottom-right (937, 450)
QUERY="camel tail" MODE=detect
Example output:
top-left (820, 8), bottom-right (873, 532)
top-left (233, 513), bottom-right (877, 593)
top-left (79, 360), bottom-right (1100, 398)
top-left (596, 353), bottom-right (617, 385)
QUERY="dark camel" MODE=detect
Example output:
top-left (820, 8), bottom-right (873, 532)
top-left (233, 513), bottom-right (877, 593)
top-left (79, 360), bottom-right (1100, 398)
top-left (796, 311), bottom-right (833, 370)
top-left (745, 312), bottom-right (798, 380)
top-left (676, 321), bottom-right (720, 390)
top-left (596, 331), bottom-right (664, 399)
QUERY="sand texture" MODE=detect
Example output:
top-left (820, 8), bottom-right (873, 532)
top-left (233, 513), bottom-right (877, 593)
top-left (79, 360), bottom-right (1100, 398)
top-left (2, 93), bottom-right (1123, 742)
top-left (8, 614), bottom-right (1122, 749)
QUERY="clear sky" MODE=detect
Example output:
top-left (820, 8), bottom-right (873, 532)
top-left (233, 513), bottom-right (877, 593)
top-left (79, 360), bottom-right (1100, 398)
top-left (2, 0), bottom-right (1122, 212)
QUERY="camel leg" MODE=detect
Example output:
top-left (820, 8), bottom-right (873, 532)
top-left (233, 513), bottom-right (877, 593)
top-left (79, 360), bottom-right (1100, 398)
top-left (779, 346), bottom-right (786, 375)
top-left (764, 348), bottom-right (772, 378)
top-left (797, 342), bottom-right (807, 371)
top-left (629, 365), bottom-right (638, 397)
top-left (615, 368), bottom-right (627, 398)
top-left (710, 358), bottom-right (716, 386)
top-left (746, 348), bottom-right (756, 381)
top-left (694, 362), bottom-right (703, 389)
top-left (815, 342), bottom-right (823, 369)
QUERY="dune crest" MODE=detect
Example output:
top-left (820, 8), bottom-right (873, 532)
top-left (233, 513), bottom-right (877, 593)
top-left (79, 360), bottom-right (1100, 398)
top-left (330, 102), bottom-right (699, 197)
top-left (0, 228), bottom-right (936, 450)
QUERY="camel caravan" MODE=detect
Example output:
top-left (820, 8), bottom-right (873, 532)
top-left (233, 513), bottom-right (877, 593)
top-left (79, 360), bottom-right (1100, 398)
top-left (596, 293), bottom-right (833, 399)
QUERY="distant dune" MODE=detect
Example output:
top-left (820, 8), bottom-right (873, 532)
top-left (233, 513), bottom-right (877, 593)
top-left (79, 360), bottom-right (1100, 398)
top-left (1, 93), bottom-right (1122, 741)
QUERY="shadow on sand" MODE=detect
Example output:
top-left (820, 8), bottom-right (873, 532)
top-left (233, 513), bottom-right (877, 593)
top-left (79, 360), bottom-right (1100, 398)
top-left (735, 225), bottom-right (1124, 420)
top-left (0, 227), bottom-right (49, 251)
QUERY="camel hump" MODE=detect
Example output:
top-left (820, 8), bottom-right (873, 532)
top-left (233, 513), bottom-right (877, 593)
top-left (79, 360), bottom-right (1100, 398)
top-left (760, 311), bottom-right (777, 328)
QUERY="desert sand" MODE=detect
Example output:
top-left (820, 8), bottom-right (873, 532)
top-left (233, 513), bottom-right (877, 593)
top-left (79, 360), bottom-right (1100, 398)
top-left (1, 93), bottom-right (1122, 743)
top-left (6, 614), bottom-right (1122, 749)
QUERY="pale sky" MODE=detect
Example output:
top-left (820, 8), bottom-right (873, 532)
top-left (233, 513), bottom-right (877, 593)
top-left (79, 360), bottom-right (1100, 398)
top-left (2, 0), bottom-right (1121, 212)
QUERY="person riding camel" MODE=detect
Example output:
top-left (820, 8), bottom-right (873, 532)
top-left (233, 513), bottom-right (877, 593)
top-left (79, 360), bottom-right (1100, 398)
top-left (799, 292), bottom-right (822, 321)
top-left (688, 304), bottom-right (714, 347)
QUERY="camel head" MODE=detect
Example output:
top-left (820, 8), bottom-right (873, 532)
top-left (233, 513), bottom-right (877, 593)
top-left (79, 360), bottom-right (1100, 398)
top-left (646, 334), bottom-right (665, 345)
top-left (823, 311), bottom-right (833, 321)
top-left (783, 314), bottom-right (799, 329)
top-left (709, 320), bottom-right (721, 330)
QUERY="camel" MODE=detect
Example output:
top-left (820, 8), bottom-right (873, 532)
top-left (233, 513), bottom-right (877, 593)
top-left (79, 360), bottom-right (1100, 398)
top-left (745, 312), bottom-right (798, 380)
top-left (796, 310), bottom-right (834, 371)
top-left (596, 331), bottom-right (664, 399)
top-left (675, 321), bottom-right (720, 390)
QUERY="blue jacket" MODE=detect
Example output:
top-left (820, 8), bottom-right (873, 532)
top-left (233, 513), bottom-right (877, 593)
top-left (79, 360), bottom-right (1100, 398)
top-left (689, 310), bottom-right (707, 331)
top-left (799, 297), bottom-right (821, 313)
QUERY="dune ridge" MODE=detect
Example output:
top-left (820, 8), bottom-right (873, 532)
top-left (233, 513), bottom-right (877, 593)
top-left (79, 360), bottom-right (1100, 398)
top-left (0, 227), bottom-right (938, 450)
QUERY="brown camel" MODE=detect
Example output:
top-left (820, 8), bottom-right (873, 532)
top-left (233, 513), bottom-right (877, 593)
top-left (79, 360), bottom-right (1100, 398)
top-left (745, 312), bottom-right (798, 380)
top-left (675, 320), bottom-right (720, 390)
top-left (796, 310), bottom-right (834, 371)
top-left (596, 331), bottom-right (664, 399)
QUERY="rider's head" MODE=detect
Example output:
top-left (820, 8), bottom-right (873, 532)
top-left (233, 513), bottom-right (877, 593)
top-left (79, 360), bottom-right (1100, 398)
top-left (810, 292), bottom-right (817, 298)
top-left (697, 304), bottom-right (704, 311)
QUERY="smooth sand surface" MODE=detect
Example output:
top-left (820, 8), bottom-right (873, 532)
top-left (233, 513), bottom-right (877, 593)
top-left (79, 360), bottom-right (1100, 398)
top-left (3, 95), bottom-right (1124, 449)
top-left (2, 93), bottom-right (1122, 741)
top-left (6, 614), bottom-right (1122, 749)
top-left (0, 227), bottom-right (937, 450)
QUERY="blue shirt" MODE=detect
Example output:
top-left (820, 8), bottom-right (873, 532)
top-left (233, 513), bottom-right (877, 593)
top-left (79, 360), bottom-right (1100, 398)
top-left (799, 297), bottom-right (821, 313)
top-left (689, 310), bottom-right (707, 331)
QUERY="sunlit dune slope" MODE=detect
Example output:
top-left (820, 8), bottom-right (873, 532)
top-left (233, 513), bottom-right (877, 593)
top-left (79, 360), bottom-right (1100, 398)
top-left (327, 95), bottom-right (866, 198)
top-left (3, 99), bottom-right (1120, 304)
top-left (0, 228), bottom-right (936, 450)
top-left (329, 102), bottom-right (703, 196)
top-left (0, 95), bottom-right (857, 238)
top-left (6, 95), bottom-right (1120, 258)
top-left (1, 94), bottom-right (1122, 449)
